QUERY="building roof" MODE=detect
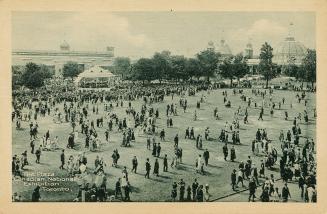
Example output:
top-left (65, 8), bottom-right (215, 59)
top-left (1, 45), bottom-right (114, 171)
top-left (216, 39), bottom-right (232, 55)
top-left (74, 66), bottom-right (116, 84)
top-left (12, 50), bottom-right (114, 57)
top-left (77, 66), bottom-right (116, 79)
top-left (60, 40), bottom-right (70, 51)
top-left (273, 36), bottom-right (307, 66)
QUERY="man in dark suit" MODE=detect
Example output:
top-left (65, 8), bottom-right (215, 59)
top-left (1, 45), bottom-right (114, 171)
top-left (203, 149), bottom-right (210, 166)
top-left (115, 178), bottom-right (122, 199)
top-left (60, 149), bottom-right (65, 170)
top-left (132, 156), bottom-right (138, 173)
top-left (248, 177), bottom-right (257, 202)
top-left (174, 134), bottom-right (179, 147)
top-left (163, 154), bottom-right (168, 172)
top-left (156, 143), bottom-right (161, 157)
top-left (223, 143), bottom-right (228, 161)
top-left (192, 179), bottom-right (199, 201)
top-left (31, 186), bottom-right (41, 202)
top-left (35, 146), bottom-right (41, 164)
top-left (282, 183), bottom-right (291, 202)
top-left (30, 140), bottom-right (35, 154)
top-left (145, 158), bottom-right (151, 178)
top-left (231, 169), bottom-right (237, 191)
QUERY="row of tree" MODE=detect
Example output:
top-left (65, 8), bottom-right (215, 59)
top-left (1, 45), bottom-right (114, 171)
top-left (12, 63), bottom-right (55, 89)
top-left (113, 44), bottom-right (266, 86)
top-left (12, 61), bottom-right (84, 89)
top-left (13, 42), bottom-right (316, 89)
top-left (113, 50), bottom-right (221, 84)
top-left (113, 43), bottom-right (316, 88)
top-left (283, 49), bottom-right (316, 86)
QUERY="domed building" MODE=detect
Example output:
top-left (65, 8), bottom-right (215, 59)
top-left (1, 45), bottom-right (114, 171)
top-left (216, 39), bottom-right (232, 56)
top-left (60, 40), bottom-right (70, 51)
top-left (273, 36), bottom-right (307, 66)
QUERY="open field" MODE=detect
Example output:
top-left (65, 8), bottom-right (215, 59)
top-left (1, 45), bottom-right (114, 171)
top-left (12, 88), bottom-right (316, 202)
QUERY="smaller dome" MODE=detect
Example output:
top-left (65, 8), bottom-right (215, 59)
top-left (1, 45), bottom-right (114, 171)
top-left (217, 39), bottom-right (232, 56)
top-left (207, 41), bottom-right (215, 51)
top-left (60, 40), bottom-right (70, 51)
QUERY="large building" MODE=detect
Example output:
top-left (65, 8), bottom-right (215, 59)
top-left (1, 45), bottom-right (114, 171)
top-left (12, 41), bottom-right (115, 75)
top-left (243, 34), bottom-right (309, 74)
top-left (273, 36), bottom-right (307, 66)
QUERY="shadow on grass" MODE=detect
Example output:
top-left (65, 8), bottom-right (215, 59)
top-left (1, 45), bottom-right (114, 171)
top-left (166, 171), bottom-right (182, 175)
top-left (207, 164), bottom-right (223, 169)
top-left (159, 175), bottom-right (172, 179)
top-left (37, 162), bottom-right (51, 166)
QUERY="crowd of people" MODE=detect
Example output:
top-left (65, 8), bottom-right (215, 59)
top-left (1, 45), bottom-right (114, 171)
top-left (12, 79), bottom-right (316, 202)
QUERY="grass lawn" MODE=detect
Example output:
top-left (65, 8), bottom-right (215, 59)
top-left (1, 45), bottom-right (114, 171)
top-left (12, 88), bottom-right (316, 202)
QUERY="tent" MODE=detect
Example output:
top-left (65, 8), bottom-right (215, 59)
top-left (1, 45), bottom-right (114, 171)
top-left (74, 66), bottom-right (119, 88)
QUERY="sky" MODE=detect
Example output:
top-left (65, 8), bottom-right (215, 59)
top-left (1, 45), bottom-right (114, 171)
top-left (12, 11), bottom-right (315, 59)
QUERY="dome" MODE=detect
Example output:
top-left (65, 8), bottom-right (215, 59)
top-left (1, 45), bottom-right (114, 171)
top-left (60, 40), bottom-right (70, 51)
top-left (246, 42), bottom-right (253, 49)
top-left (207, 41), bottom-right (215, 51)
top-left (273, 36), bottom-right (307, 66)
top-left (216, 39), bottom-right (232, 56)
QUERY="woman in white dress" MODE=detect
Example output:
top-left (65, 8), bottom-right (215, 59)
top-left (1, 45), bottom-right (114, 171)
top-left (196, 155), bottom-right (203, 173)
top-left (67, 155), bottom-right (75, 176)
top-left (74, 131), bottom-right (79, 143)
top-left (51, 136), bottom-right (59, 150)
top-left (204, 184), bottom-right (210, 201)
top-left (307, 186), bottom-right (316, 202)
top-left (45, 138), bottom-right (51, 151)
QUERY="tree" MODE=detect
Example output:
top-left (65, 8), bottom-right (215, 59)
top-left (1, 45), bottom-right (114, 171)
top-left (284, 64), bottom-right (300, 79)
top-left (12, 66), bottom-right (24, 88)
top-left (152, 51), bottom-right (171, 83)
top-left (196, 49), bottom-right (220, 82)
top-left (186, 58), bottom-right (202, 80)
top-left (258, 42), bottom-right (275, 88)
top-left (219, 54), bottom-right (248, 87)
top-left (133, 58), bottom-right (155, 85)
top-left (20, 62), bottom-right (54, 89)
top-left (302, 49), bottom-right (316, 88)
top-left (62, 61), bottom-right (83, 79)
top-left (233, 53), bottom-right (249, 83)
top-left (113, 57), bottom-right (131, 79)
top-left (170, 55), bottom-right (188, 81)
top-left (219, 56), bottom-right (234, 87)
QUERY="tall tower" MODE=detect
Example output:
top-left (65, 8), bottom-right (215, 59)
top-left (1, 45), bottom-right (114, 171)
top-left (244, 38), bottom-right (253, 59)
top-left (288, 22), bottom-right (294, 37)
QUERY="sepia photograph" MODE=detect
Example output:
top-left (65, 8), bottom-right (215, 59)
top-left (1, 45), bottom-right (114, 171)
top-left (10, 11), bottom-right (317, 203)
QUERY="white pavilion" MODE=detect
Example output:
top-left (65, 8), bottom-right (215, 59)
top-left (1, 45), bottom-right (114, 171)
top-left (74, 66), bottom-right (119, 89)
